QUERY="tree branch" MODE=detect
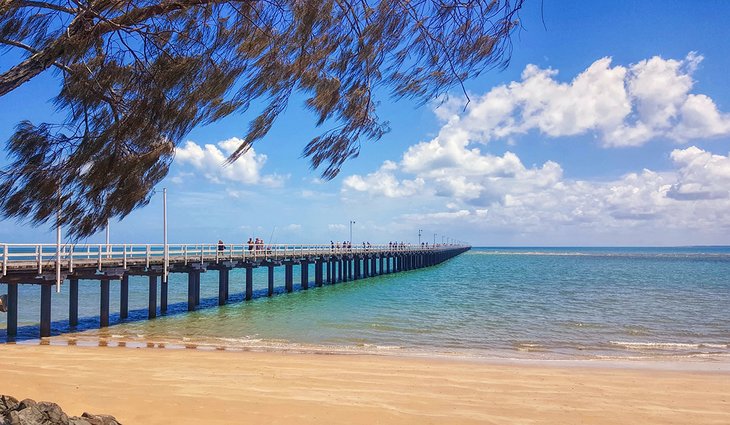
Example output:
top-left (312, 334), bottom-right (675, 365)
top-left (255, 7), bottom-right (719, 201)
top-left (15, 0), bottom-right (77, 14)
top-left (0, 36), bottom-right (72, 73)
top-left (0, 0), bottom-right (232, 97)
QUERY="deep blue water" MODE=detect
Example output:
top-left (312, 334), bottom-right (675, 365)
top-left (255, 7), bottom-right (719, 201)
top-left (2, 247), bottom-right (729, 360)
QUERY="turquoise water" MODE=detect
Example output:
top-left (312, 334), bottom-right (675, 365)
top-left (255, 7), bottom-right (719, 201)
top-left (2, 247), bottom-right (729, 360)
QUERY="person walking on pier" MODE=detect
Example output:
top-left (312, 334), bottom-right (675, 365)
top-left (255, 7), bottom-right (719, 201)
top-left (218, 240), bottom-right (226, 251)
top-left (248, 238), bottom-right (254, 251)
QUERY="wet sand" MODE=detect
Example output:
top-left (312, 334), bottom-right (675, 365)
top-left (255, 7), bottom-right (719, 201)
top-left (0, 344), bottom-right (728, 424)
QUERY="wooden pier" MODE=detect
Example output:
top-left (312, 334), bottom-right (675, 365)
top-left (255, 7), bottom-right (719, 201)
top-left (1, 243), bottom-right (469, 340)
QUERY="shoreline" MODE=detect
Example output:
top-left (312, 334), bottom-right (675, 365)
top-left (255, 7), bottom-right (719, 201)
top-left (7, 333), bottom-right (730, 372)
top-left (1, 344), bottom-right (728, 424)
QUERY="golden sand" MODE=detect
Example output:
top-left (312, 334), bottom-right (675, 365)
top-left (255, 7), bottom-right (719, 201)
top-left (0, 345), bottom-right (728, 424)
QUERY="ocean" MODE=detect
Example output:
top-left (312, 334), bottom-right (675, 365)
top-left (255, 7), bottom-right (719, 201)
top-left (2, 247), bottom-right (729, 361)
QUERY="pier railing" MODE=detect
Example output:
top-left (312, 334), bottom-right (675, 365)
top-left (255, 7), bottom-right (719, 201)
top-left (1, 242), bottom-right (467, 277)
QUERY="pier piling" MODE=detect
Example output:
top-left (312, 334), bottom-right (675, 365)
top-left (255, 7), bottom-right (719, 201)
top-left (300, 260), bottom-right (309, 289)
top-left (120, 274), bottom-right (129, 320)
top-left (100, 279), bottom-right (110, 328)
top-left (161, 277), bottom-right (168, 314)
top-left (148, 275), bottom-right (157, 319)
top-left (245, 265), bottom-right (253, 301)
top-left (40, 284), bottom-right (51, 337)
top-left (187, 271), bottom-right (197, 311)
top-left (69, 278), bottom-right (79, 327)
top-left (285, 262), bottom-right (293, 292)
top-left (267, 264), bottom-right (275, 296)
top-left (218, 268), bottom-right (229, 306)
top-left (6, 284), bottom-right (17, 339)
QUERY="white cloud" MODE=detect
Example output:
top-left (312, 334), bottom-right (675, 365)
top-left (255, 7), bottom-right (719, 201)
top-left (284, 224), bottom-right (302, 231)
top-left (342, 162), bottom-right (425, 198)
top-left (438, 52), bottom-right (730, 147)
top-left (328, 224), bottom-right (346, 231)
top-left (175, 137), bottom-right (286, 187)
top-left (668, 146), bottom-right (730, 200)
top-left (340, 53), bottom-right (730, 243)
top-left (344, 140), bottom-right (730, 239)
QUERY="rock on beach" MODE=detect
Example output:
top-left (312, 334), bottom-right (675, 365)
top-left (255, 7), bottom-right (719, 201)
top-left (0, 396), bottom-right (120, 425)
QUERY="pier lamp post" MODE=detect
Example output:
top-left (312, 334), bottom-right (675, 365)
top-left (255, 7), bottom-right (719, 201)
top-left (433, 233), bottom-right (437, 246)
top-left (163, 188), bottom-right (169, 283)
top-left (418, 229), bottom-right (422, 245)
top-left (349, 220), bottom-right (355, 243)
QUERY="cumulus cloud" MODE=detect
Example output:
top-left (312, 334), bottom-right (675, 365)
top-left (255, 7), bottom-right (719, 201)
top-left (342, 161), bottom-right (426, 198)
top-left (437, 52), bottom-right (730, 147)
top-left (345, 143), bottom-right (730, 235)
top-left (175, 137), bottom-right (286, 187)
top-left (328, 224), bottom-right (347, 231)
top-left (339, 53), bottom-right (730, 242)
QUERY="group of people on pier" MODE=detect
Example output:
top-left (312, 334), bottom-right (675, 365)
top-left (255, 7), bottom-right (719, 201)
top-left (326, 241), bottom-right (435, 252)
top-left (216, 238), bottom-right (269, 253)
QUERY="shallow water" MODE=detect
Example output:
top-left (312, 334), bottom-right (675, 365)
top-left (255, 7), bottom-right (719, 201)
top-left (2, 247), bottom-right (729, 360)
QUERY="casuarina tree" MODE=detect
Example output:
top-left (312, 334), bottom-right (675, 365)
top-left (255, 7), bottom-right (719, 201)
top-left (0, 0), bottom-right (523, 237)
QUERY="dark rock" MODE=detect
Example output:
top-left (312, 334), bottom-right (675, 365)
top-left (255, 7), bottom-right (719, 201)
top-left (75, 413), bottom-right (120, 425)
top-left (0, 396), bottom-right (19, 414)
top-left (13, 404), bottom-right (46, 424)
top-left (0, 396), bottom-right (119, 425)
top-left (37, 402), bottom-right (69, 425)
top-left (16, 400), bottom-right (36, 411)
top-left (5, 411), bottom-right (21, 425)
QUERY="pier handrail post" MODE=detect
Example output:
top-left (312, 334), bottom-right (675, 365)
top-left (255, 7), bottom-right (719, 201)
top-left (55, 233), bottom-right (61, 293)
top-left (184, 245), bottom-right (188, 265)
top-left (98, 244), bottom-right (103, 271)
top-left (68, 244), bottom-right (74, 273)
top-left (37, 244), bottom-right (42, 274)
top-left (123, 244), bottom-right (128, 269)
top-left (199, 244), bottom-right (203, 264)
top-left (2, 243), bottom-right (7, 276)
top-left (146, 244), bottom-right (151, 269)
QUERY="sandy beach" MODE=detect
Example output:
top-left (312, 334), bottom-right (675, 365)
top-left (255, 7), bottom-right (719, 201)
top-left (0, 345), bottom-right (728, 424)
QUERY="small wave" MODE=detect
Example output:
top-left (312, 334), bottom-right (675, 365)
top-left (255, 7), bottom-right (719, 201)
top-left (610, 341), bottom-right (729, 350)
top-left (471, 250), bottom-right (730, 260)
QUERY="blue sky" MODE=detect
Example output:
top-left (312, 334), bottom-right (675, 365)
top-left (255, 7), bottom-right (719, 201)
top-left (2, 0), bottom-right (730, 246)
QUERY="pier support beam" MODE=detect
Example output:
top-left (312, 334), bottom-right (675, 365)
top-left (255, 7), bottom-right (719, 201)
top-left (148, 275), bottom-right (157, 319)
top-left (354, 256), bottom-right (360, 280)
top-left (6, 284), bottom-right (18, 340)
top-left (218, 268), bottom-right (229, 306)
top-left (267, 265), bottom-right (275, 296)
top-left (315, 259), bottom-right (323, 287)
top-left (69, 278), bottom-right (79, 328)
top-left (187, 271), bottom-right (198, 311)
top-left (194, 271), bottom-right (201, 306)
top-left (379, 256), bottom-right (384, 275)
top-left (342, 258), bottom-right (348, 283)
top-left (100, 279), bottom-right (110, 328)
top-left (285, 262), bottom-right (294, 292)
top-left (326, 259), bottom-right (332, 284)
top-left (300, 260), bottom-right (309, 289)
top-left (161, 277), bottom-right (168, 314)
top-left (40, 284), bottom-right (51, 338)
top-left (120, 274), bottom-right (129, 320)
top-left (386, 256), bottom-right (391, 274)
top-left (337, 258), bottom-right (343, 283)
top-left (245, 266), bottom-right (254, 300)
